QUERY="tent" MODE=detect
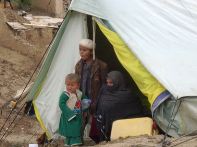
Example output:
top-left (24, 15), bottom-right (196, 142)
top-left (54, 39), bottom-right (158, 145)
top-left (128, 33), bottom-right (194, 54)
top-left (27, 0), bottom-right (197, 139)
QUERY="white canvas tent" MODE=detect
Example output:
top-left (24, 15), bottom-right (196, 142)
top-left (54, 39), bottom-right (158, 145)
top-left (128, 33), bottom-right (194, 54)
top-left (27, 0), bottom-right (197, 139)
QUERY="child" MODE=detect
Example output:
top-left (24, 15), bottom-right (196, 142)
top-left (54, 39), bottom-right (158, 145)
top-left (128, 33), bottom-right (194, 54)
top-left (59, 73), bottom-right (90, 146)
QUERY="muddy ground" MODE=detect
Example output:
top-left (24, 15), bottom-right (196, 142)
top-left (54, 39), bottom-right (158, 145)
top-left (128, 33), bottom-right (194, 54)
top-left (0, 5), bottom-right (197, 147)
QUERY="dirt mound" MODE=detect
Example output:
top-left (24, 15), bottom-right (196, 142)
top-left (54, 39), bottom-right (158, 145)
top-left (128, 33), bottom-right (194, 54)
top-left (0, 8), bottom-right (55, 145)
top-left (0, 8), bottom-right (55, 105)
top-left (3, 9), bottom-right (28, 23)
top-left (0, 11), bottom-right (63, 145)
top-left (0, 9), bottom-right (55, 60)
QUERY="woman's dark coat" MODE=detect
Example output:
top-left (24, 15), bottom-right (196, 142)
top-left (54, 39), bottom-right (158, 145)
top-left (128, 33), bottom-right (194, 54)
top-left (96, 71), bottom-right (144, 141)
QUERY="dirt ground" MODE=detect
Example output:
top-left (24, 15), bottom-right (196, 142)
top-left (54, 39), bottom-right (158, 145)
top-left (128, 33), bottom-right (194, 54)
top-left (0, 4), bottom-right (197, 147)
top-left (0, 5), bottom-right (56, 146)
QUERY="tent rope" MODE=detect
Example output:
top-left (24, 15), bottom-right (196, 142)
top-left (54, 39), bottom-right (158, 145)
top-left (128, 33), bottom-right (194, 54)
top-left (169, 135), bottom-right (197, 147)
top-left (0, 43), bottom-right (48, 135)
top-left (168, 129), bottom-right (197, 146)
top-left (0, 13), bottom-right (66, 137)
top-left (162, 98), bottom-right (182, 147)
top-left (25, 129), bottom-right (39, 144)
top-left (0, 41), bottom-right (53, 134)
top-left (3, 112), bottom-right (25, 140)
top-left (0, 102), bottom-right (26, 140)
top-left (2, 114), bottom-right (38, 144)
top-left (0, 67), bottom-right (37, 134)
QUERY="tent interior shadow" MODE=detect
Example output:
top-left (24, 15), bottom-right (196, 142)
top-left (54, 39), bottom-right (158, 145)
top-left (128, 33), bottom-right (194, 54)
top-left (87, 16), bottom-right (151, 109)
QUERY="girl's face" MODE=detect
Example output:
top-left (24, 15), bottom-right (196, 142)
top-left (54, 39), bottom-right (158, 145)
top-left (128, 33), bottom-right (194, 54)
top-left (65, 80), bottom-right (79, 93)
top-left (106, 78), bottom-right (113, 87)
top-left (79, 45), bottom-right (92, 61)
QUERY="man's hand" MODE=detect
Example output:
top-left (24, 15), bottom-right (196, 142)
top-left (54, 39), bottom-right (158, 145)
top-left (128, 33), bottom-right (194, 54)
top-left (90, 103), bottom-right (96, 114)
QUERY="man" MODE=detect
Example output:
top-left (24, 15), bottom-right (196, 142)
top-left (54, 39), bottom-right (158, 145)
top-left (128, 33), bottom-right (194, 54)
top-left (4, 0), bottom-right (13, 9)
top-left (75, 39), bottom-right (108, 143)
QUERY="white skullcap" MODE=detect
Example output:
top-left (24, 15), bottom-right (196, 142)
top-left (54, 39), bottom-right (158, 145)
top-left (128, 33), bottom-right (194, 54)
top-left (79, 39), bottom-right (95, 49)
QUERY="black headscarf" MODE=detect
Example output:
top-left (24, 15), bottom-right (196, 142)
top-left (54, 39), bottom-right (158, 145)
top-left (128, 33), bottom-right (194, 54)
top-left (106, 71), bottom-right (126, 91)
top-left (96, 71), bottom-right (144, 141)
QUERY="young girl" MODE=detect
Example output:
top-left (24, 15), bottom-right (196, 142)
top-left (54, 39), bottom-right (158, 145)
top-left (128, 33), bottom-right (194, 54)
top-left (59, 73), bottom-right (90, 146)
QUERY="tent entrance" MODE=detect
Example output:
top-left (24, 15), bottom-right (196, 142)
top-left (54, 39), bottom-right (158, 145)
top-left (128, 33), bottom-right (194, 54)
top-left (87, 16), bottom-right (150, 108)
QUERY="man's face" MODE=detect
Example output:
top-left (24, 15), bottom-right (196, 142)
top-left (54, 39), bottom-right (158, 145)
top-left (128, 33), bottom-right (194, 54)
top-left (65, 80), bottom-right (80, 93)
top-left (79, 45), bottom-right (92, 61)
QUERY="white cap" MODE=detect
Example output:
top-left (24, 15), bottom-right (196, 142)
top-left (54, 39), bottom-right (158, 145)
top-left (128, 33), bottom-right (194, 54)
top-left (79, 39), bottom-right (95, 49)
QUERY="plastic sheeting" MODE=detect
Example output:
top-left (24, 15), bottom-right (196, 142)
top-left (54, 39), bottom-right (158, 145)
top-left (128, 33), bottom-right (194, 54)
top-left (154, 97), bottom-right (197, 137)
top-left (70, 0), bottom-right (197, 99)
top-left (29, 12), bottom-right (88, 138)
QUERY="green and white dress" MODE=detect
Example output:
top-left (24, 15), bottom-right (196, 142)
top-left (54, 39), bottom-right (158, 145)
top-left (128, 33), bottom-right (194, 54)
top-left (58, 90), bottom-right (87, 146)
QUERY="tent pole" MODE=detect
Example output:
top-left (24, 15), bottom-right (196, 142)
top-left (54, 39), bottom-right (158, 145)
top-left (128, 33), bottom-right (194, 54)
top-left (92, 17), bottom-right (96, 60)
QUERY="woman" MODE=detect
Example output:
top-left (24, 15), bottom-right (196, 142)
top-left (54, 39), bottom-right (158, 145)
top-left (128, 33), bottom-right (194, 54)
top-left (96, 71), bottom-right (144, 141)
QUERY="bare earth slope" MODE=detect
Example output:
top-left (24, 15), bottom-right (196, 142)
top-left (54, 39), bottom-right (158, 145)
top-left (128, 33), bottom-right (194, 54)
top-left (0, 8), bottom-right (54, 107)
top-left (0, 7), bottom-right (54, 146)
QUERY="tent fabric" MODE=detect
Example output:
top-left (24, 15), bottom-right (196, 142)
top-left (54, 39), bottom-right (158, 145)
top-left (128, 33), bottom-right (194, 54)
top-left (27, 12), bottom-right (72, 103)
top-left (29, 0), bottom-right (197, 138)
top-left (96, 20), bottom-right (165, 106)
top-left (29, 12), bottom-right (88, 138)
top-left (70, 0), bottom-right (106, 19)
top-left (151, 90), bottom-right (171, 112)
top-left (70, 0), bottom-right (197, 99)
top-left (154, 97), bottom-right (197, 137)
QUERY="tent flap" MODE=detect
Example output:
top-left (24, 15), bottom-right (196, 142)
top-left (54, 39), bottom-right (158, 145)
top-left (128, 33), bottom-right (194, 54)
top-left (31, 12), bottom-right (88, 138)
top-left (96, 20), bottom-right (165, 106)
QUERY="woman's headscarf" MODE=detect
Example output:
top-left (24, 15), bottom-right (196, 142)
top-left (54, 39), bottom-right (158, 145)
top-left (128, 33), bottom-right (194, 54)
top-left (107, 71), bottom-right (126, 91)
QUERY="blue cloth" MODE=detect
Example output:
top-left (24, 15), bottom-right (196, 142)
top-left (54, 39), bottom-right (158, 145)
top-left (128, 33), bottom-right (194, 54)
top-left (73, 108), bottom-right (81, 114)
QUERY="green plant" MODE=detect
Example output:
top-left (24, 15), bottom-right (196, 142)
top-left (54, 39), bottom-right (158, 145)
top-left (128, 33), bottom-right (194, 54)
top-left (13, 0), bottom-right (31, 9)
